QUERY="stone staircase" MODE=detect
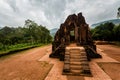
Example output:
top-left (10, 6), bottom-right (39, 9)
top-left (63, 47), bottom-right (92, 76)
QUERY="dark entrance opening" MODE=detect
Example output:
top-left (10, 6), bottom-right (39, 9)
top-left (70, 30), bottom-right (75, 42)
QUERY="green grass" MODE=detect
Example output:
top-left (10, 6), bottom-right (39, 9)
top-left (0, 43), bottom-right (50, 57)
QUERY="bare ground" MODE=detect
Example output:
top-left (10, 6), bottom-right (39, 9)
top-left (98, 62), bottom-right (120, 80)
top-left (0, 44), bottom-right (120, 80)
top-left (97, 45), bottom-right (120, 80)
top-left (97, 45), bottom-right (120, 62)
top-left (0, 45), bottom-right (52, 80)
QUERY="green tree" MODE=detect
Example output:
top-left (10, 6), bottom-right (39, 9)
top-left (113, 24), bottom-right (120, 41)
top-left (91, 22), bottom-right (115, 41)
top-left (0, 19), bottom-right (52, 51)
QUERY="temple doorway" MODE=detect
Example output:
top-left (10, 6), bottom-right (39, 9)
top-left (70, 30), bottom-right (75, 42)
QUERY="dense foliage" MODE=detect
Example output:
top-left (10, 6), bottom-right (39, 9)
top-left (91, 22), bottom-right (120, 41)
top-left (0, 19), bottom-right (52, 52)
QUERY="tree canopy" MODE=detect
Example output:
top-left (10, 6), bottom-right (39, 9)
top-left (0, 19), bottom-right (52, 48)
top-left (91, 22), bottom-right (120, 41)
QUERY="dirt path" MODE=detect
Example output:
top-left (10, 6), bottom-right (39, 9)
top-left (0, 45), bottom-right (52, 80)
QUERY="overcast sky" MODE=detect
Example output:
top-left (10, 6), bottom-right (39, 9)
top-left (0, 0), bottom-right (119, 29)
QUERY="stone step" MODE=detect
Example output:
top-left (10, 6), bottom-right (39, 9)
top-left (64, 57), bottom-right (70, 60)
top-left (70, 61), bottom-right (89, 65)
top-left (70, 58), bottom-right (87, 62)
top-left (70, 69), bottom-right (83, 74)
top-left (65, 54), bottom-right (70, 57)
top-left (70, 50), bottom-right (80, 52)
top-left (80, 59), bottom-right (88, 62)
top-left (81, 61), bottom-right (89, 64)
top-left (70, 58), bottom-right (80, 62)
top-left (81, 62), bottom-right (89, 66)
top-left (65, 55), bottom-right (70, 59)
top-left (80, 56), bottom-right (87, 58)
top-left (80, 52), bottom-right (86, 56)
top-left (65, 49), bottom-right (70, 52)
top-left (80, 52), bottom-right (86, 53)
top-left (65, 55), bottom-right (70, 57)
top-left (64, 60), bottom-right (70, 64)
top-left (70, 52), bottom-right (86, 56)
top-left (63, 64), bottom-right (70, 72)
top-left (69, 50), bottom-right (80, 53)
top-left (81, 54), bottom-right (86, 56)
top-left (70, 62), bottom-right (81, 65)
top-left (63, 46), bottom-right (91, 76)
top-left (80, 49), bottom-right (85, 52)
top-left (70, 53), bottom-right (80, 55)
top-left (70, 55), bottom-right (81, 58)
top-left (70, 55), bottom-right (87, 59)
top-left (70, 54), bottom-right (81, 56)
top-left (70, 56), bottom-right (81, 59)
top-left (65, 52), bottom-right (70, 55)
top-left (70, 65), bottom-right (82, 70)
top-left (65, 57), bottom-right (70, 60)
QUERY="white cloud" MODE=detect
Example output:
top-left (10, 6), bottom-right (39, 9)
top-left (0, 0), bottom-right (120, 29)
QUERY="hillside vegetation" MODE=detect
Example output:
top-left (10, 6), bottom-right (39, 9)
top-left (0, 19), bottom-right (52, 56)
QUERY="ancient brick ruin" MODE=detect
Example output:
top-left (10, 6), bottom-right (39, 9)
top-left (49, 12), bottom-right (102, 76)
